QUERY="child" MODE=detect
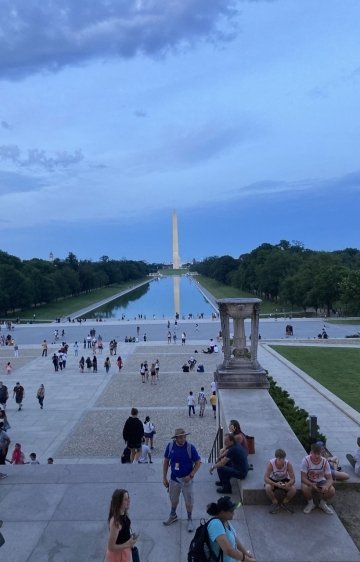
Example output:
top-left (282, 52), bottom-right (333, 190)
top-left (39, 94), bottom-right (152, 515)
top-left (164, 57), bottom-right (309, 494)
top-left (47, 457), bottom-right (54, 464)
top-left (28, 452), bottom-right (40, 465)
top-left (11, 443), bottom-right (25, 464)
top-left (138, 437), bottom-right (152, 464)
top-left (5, 362), bottom-right (12, 375)
top-left (347, 437), bottom-right (360, 476)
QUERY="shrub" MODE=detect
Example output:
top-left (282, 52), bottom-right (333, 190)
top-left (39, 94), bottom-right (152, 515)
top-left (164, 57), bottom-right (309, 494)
top-left (267, 375), bottom-right (326, 452)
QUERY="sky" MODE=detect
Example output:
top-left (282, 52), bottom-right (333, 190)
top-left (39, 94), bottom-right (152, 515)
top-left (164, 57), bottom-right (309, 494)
top-left (0, 0), bottom-right (359, 264)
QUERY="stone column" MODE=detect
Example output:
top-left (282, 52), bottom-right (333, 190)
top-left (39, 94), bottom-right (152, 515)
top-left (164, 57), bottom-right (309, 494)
top-left (215, 298), bottom-right (268, 389)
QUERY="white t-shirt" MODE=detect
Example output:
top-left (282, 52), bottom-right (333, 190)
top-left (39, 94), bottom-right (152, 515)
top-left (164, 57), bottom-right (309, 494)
top-left (187, 395), bottom-right (196, 406)
top-left (210, 382), bottom-right (216, 392)
top-left (138, 444), bottom-right (150, 463)
top-left (301, 455), bottom-right (331, 483)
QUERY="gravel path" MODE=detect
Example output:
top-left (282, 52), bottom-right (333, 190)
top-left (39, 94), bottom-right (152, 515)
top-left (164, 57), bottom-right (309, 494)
top-left (56, 345), bottom-right (221, 459)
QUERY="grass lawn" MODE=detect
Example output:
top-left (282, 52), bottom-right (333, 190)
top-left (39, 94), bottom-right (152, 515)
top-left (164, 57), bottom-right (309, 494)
top-left (327, 319), bottom-right (360, 326)
top-left (196, 275), bottom-right (284, 314)
top-left (13, 280), bottom-right (148, 321)
top-left (271, 346), bottom-right (360, 413)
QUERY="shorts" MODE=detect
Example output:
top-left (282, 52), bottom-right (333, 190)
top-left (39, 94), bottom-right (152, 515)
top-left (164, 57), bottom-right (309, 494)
top-left (127, 442), bottom-right (142, 451)
top-left (144, 432), bottom-right (153, 439)
top-left (169, 477), bottom-right (194, 507)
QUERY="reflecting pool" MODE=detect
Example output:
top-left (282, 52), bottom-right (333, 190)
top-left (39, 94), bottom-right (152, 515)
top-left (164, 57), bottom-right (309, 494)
top-left (88, 276), bottom-right (216, 319)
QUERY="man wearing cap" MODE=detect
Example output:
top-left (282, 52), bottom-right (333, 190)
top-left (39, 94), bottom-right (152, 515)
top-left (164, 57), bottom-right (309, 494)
top-left (163, 428), bottom-right (201, 532)
top-left (301, 442), bottom-right (335, 514)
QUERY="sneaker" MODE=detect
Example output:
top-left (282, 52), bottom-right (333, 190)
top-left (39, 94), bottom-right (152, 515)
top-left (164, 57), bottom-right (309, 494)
top-left (282, 503), bottom-right (294, 514)
top-left (216, 487), bottom-right (232, 494)
top-left (319, 500), bottom-right (333, 515)
top-left (0, 473), bottom-right (7, 479)
top-left (346, 454), bottom-right (355, 468)
top-left (269, 503), bottom-right (280, 514)
top-left (303, 500), bottom-right (315, 514)
top-left (163, 514), bottom-right (178, 526)
top-left (187, 519), bottom-right (194, 532)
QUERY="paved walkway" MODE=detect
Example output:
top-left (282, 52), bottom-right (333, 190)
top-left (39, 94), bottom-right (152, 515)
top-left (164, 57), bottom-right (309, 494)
top-left (0, 323), bottom-right (360, 561)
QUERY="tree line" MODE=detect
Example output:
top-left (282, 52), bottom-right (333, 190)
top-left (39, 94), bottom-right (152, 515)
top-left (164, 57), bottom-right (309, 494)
top-left (0, 251), bottom-right (156, 315)
top-left (190, 241), bottom-right (360, 315)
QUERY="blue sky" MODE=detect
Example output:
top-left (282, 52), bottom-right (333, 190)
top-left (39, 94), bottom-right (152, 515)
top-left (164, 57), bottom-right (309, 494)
top-left (0, 0), bottom-right (359, 264)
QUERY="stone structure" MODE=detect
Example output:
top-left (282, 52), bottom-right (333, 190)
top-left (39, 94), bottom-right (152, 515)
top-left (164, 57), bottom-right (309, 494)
top-left (172, 210), bottom-right (181, 269)
top-left (215, 298), bottom-right (269, 388)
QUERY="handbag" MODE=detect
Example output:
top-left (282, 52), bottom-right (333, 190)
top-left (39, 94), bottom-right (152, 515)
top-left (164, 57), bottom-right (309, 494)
top-left (245, 435), bottom-right (255, 454)
top-left (131, 545), bottom-right (140, 562)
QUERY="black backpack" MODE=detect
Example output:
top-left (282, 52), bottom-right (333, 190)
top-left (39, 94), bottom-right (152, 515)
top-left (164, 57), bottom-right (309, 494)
top-left (188, 518), bottom-right (223, 562)
top-left (121, 446), bottom-right (131, 464)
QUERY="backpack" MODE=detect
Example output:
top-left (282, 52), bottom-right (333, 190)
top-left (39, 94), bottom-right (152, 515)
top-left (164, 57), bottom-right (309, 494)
top-left (188, 518), bottom-right (223, 562)
top-left (121, 446), bottom-right (131, 464)
top-left (167, 440), bottom-right (193, 460)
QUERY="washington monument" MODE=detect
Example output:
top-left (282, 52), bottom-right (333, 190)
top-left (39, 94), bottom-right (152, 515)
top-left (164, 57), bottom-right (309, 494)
top-left (172, 210), bottom-right (181, 269)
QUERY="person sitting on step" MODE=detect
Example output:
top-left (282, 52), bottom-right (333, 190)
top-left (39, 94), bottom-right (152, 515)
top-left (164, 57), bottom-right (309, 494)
top-left (209, 433), bottom-right (249, 494)
top-left (346, 436), bottom-right (360, 476)
top-left (301, 443), bottom-right (335, 515)
top-left (264, 448), bottom-right (296, 514)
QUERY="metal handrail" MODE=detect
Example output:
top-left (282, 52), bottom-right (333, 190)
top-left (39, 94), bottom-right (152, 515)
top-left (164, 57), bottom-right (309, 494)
top-left (208, 426), bottom-right (223, 464)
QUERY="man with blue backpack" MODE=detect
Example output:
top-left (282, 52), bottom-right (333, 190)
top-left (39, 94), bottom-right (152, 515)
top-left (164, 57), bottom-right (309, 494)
top-left (163, 427), bottom-right (201, 532)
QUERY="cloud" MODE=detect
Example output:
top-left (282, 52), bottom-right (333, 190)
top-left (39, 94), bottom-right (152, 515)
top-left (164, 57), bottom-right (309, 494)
top-left (0, 170), bottom-right (45, 197)
top-left (123, 117), bottom-right (265, 174)
top-left (233, 170), bottom-right (360, 199)
top-left (0, 1), bottom-right (239, 79)
top-left (1, 121), bottom-right (11, 130)
top-left (134, 109), bottom-right (147, 118)
top-left (0, 144), bottom-right (84, 171)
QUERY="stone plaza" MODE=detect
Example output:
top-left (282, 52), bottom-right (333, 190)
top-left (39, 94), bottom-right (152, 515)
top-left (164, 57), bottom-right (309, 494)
top-left (0, 314), bottom-right (360, 561)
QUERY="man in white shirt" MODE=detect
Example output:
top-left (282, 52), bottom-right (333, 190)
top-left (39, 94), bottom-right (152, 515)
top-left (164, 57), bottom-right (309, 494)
top-left (301, 443), bottom-right (335, 514)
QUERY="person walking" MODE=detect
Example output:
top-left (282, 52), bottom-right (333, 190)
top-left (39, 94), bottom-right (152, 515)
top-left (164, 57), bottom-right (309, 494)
top-left (104, 357), bottom-right (111, 373)
top-left (198, 387), bottom-right (207, 417)
top-left (105, 489), bottom-right (138, 562)
top-left (0, 421), bottom-right (10, 476)
top-left (181, 332), bottom-right (186, 345)
top-left (74, 341), bottom-right (79, 357)
top-left (52, 353), bottom-right (59, 372)
top-left (36, 384), bottom-right (45, 409)
top-left (162, 428), bottom-right (201, 532)
top-left (143, 416), bottom-right (155, 449)
top-left (92, 356), bottom-right (98, 373)
top-left (79, 356), bottom-right (85, 373)
top-left (11, 442), bottom-right (25, 464)
top-left (41, 340), bottom-right (48, 357)
top-left (155, 359), bottom-right (160, 380)
top-left (122, 408), bottom-right (144, 463)
top-left (209, 391), bottom-right (217, 419)
top-left (187, 391), bottom-right (196, 417)
top-left (150, 363), bottom-right (157, 385)
top-left (116, 356), bottom-right (123, 372)
top-left (13, 342), bottom-right (19, 357)
top-left (206, 496), bottom-right (256, 562)
top-left (0, 382), bottom-right (8, 410)
top-left (5, 362), bottom-right (12, 376)
top-left (13, 382), bottom-right (25, 411)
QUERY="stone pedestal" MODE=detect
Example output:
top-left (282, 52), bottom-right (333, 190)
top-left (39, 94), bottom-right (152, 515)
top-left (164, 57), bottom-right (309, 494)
top-left (215, 298), bottom-right (269, 389)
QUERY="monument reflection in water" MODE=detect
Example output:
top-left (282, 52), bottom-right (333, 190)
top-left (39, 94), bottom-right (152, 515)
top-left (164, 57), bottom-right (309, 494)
top-left (89, 276), bottom-right (216, 319)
